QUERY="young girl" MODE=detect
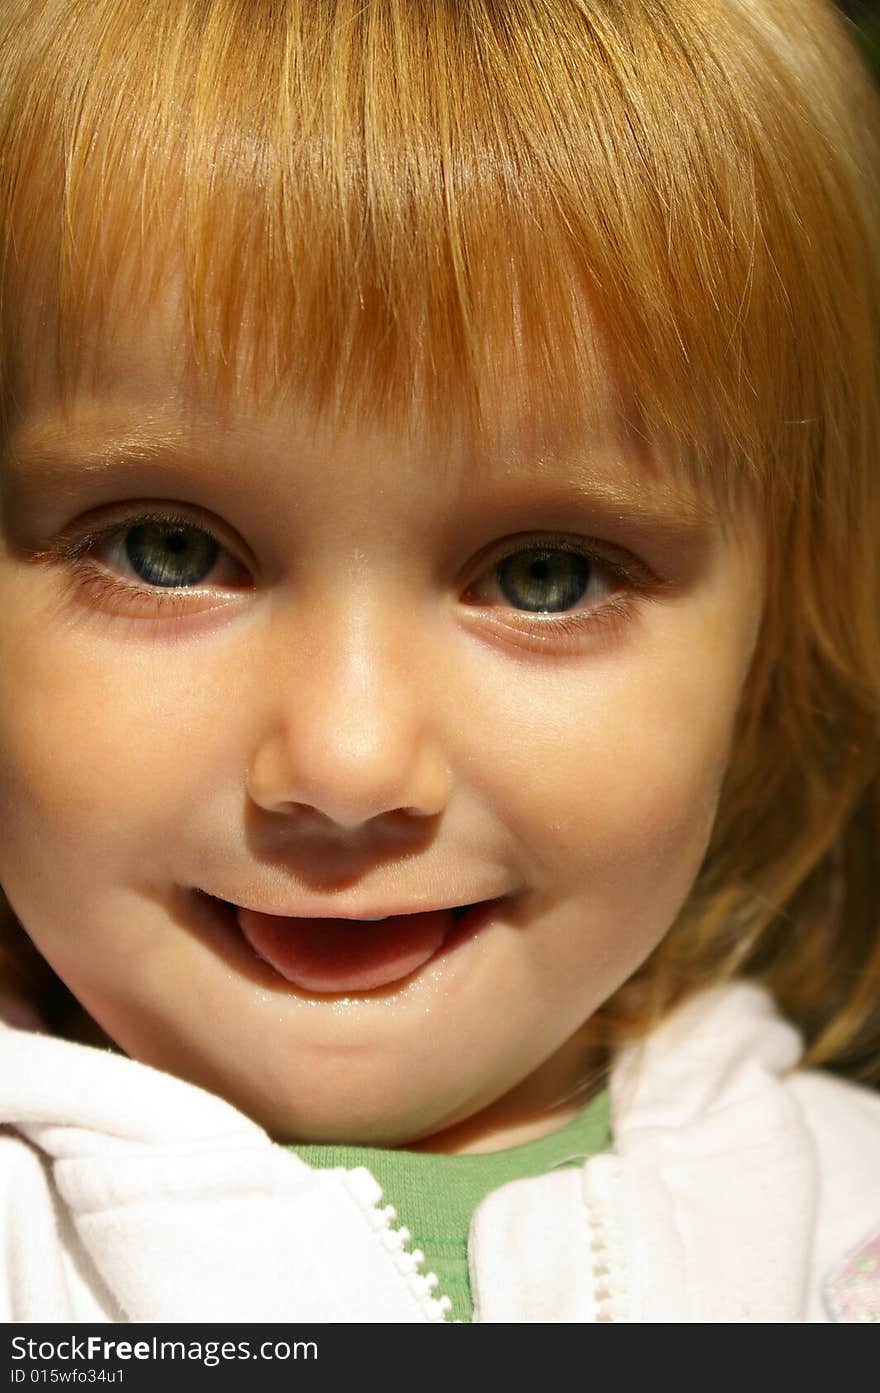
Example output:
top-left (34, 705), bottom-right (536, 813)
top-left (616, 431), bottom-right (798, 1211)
top-left (0, 0), bottom-right (878, 1324)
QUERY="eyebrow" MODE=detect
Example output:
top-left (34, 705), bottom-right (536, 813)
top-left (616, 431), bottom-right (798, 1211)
top-left (4, 422), bottom-right (201, 485)
top-left (3, 419), bottom-right (718, 542)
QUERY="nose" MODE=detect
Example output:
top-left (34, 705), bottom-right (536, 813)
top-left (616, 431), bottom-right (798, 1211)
top-left (245, 600), bottom-right (452, 831)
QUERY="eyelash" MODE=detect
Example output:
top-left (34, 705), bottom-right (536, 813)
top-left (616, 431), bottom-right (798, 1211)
top-left (35, 507), bottom-right (658, 651)
top-left (466, 534), bottom-right (652, 650)
top-left (35, 508), bottom-right (231, 622)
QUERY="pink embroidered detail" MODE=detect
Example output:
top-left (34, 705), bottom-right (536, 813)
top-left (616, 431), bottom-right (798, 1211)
top-left (824, 1226), bottom-right (880, 1322)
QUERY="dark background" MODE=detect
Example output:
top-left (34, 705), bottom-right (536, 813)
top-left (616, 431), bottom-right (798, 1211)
top-left (837, 0), bottom-right (880, 73)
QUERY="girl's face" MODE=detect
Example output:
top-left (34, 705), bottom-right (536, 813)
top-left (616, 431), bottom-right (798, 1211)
top-left (0, 279), bottom-right (765, 1149)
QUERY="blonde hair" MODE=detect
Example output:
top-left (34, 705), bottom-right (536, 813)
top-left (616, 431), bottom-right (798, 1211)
top-left (1, 0), bottom-right (878, 1079)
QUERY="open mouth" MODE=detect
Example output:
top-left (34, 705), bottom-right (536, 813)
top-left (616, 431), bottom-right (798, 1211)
top-left (199, 895), bottom-right (499, 995)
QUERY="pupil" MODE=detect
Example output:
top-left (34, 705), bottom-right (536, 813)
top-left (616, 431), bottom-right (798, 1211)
top-left (126, 523), bottom-right (219, 589)
top-left (498, 549), bottom-right (589, 613)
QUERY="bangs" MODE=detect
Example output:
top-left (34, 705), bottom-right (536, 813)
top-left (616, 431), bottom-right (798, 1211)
top-left (0, 0), bottom-right (876, 514)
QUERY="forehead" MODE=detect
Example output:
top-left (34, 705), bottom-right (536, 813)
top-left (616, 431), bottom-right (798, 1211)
top-left (10, 250), bottom-right (603, 417)
top-left (4, 250), bottom-right (716, 525)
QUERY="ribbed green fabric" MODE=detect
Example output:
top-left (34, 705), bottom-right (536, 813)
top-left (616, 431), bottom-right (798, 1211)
top-left (288, 1089), bottom-right (611, 1322)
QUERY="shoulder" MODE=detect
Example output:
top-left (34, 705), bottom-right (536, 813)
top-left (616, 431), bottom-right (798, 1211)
top-left (788, 1063), bottom-right (880, 1144)
top-left (786, 1067), bottom-right (880, 1321)
top-left (0, 1127), bottom-right (120, 1320)
top-left (0, 1007), bottom-right (85, 1318)
top-left (0, 1019), bottom-right (448, 1322)
top-left (606, 982), bottom-right (880, 1320)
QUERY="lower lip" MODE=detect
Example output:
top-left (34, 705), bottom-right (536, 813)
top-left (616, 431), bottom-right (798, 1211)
top-left (218, 899), bottom-right (502, 994)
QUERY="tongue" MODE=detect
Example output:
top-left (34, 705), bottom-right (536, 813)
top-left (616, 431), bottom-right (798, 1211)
top-left (236, 906), bottom-right (452, 993)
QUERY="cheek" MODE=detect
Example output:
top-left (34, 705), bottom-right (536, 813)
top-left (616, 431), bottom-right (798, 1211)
top-left (471, 630), bottom-right (745, 903)
top-left (0, 613), bottom-right (206, 873)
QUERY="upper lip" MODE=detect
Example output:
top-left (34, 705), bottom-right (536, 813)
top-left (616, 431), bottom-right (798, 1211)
top-left (199, 889), bottom-right (507, 919)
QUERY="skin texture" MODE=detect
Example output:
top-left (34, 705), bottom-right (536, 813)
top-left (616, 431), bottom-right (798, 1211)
top-left (0, 279), bottom-right (765, 1151)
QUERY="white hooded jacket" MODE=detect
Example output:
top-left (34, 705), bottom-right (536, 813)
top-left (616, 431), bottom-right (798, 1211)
top-left (1, 981), bottom-right (878, 1323)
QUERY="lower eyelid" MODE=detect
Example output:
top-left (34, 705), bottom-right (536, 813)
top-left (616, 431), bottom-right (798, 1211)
top-left (459, 590), bottom-right (643, 657)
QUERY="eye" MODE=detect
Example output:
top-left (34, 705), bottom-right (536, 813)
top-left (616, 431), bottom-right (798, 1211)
top-left (461, 534), bottom-right (656, 652)
top-left (34, 507), bottom-right (251, 621)
top-left (87, 512), bottom-right (250, 597)
top-left (465, 536), bottom-right (642, 616)
top-left (108, 518), bottom-right (225, 589)
top-left (487, 545), bottom-right (593, 613)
